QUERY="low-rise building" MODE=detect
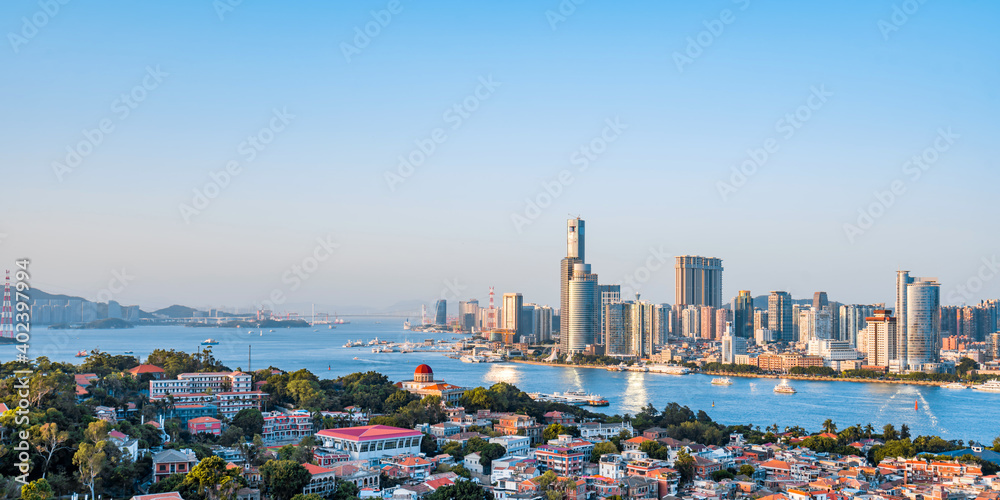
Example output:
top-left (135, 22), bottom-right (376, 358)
top-left (152, 449), bottom-right (198, 483)
top-left (490, 435), bottom-right (530, 458)
top-left (187, 416), bottom-right (222, 436)
top-left (261, 410), bottom-right (314, 444)
top-left (496, 414), bottom-right (543, 444)
top-left (315, 425), bottom-right (423, 465)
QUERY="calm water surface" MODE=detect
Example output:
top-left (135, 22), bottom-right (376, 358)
top-left (6, 319), bottom-right (999, 442)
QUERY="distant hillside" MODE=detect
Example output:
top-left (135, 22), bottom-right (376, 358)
top-left (153, 305), bottom-right (201, 318)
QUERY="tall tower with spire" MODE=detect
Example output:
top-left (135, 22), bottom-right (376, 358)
top-left (559, 218), bottom-right (584, 348)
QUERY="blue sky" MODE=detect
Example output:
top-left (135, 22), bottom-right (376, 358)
top-left (1, 0), bottom-right (998, 312)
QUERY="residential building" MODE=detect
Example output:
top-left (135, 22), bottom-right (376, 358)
top-left (675, 256), bottom-right (724, 308)
top-left (496, 414), bottom-right (544, 444)
top-left (187, 416), bottom-right (222, 436)
top-left (315, 425), bottom-right (423, 464)
top-left (491, 435), bottom-right (530, 458)
top-left (858, 310), bottom-right (897, 367)
top-left (502, 293), bottom-right (524, 337)
top-left (566, 263), bottom-right (599, 353)
top-left (152, 449), bottom-right (198, 483)
top-left (301, 463), bottom-right (339, 497)
top-left (906, 278), bottom-right (941, 371)
top-left (769, 291), bottom-right (794, 342)
top-left (261, 410), bottom-right (314, 444)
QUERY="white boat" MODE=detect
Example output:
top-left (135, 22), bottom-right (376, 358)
top-left (403, 319), bottom-right (411, 330)
top-left (942, 382), bottom-right (967, 390)
top-left (647, 364), bottom-right (690, 375)
top-left (973, 379), bottom-right (1000, 392)
top-left (774, 381), bottom-right (796, 394)
top-left (461, 355), bottom-right (486, 363)
top-left (201, 338), bottom-right (219, 345)
top-left (606, 364), bottom-right (626, 372)
top-left (711, 377), bottom-right (733, 386)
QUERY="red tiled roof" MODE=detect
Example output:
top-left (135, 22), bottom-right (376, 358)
top-left (760, 459), bottom-right (791, 470)
top-left (0, 403), bottom-right (8, 413)
top-left (128, 364), bottom-right (165, 374)
top-left (188, 417), bottom-right (221, 424)
top-left (317, 425), bottom-right (421, 442)
top-left (424, 477), bottom-right (454, 490)
top-left (131, 493), bottom-right (184, 500)
top-left (302, 463), bottom-right (334, 475)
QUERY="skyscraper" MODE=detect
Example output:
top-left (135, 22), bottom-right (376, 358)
top-left (433, 300), bottom-right (447, 325)
top-left (598, 284), bottom-right (622, 345)
top-left (566, 263), bottom-right (598, 353)
top-left (604, 302), bottom-right (631, 356)
top-left (501, 293), bottom-right (523, 335)
top-left (812, 292), bottom-right (829, 311)
top-left (768, 291), bottom-right (793, 342)
top-left (732, 290), bottom-right (753, 339)
top-left (674, 256), bottom-right (724, 308)
top-left (906, 278), bottom-right (940, 371)
top-left (895, 271), bottom-right (914, 362)
top-left (839, 304), bottom-right (879, 347)
top-left (858, 309), bottom-right (896, 367)
top-left (559, 218), bottom-right (585, 336)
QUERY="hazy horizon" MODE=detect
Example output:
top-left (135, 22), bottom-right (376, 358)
top-left (3, 1), bottom-right (998, 313)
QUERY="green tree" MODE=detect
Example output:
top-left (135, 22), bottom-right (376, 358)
top-left (737, 464), bottom-right (756, 477)
top-left (675, 450), bottom-right (695, 484)
top-left (185, 455), bottom-right (247, 500)
top-left (956, 357), bottom-right (977, 376)
top-left (260, 460), bottom-right (312, 500)
top-left (711, 470), bottom-right (735, 481)
top-left (821, 419), bottom-right (837, 434)
top-left (32, 422), bottom-right (69, 478)
top-left (20, 479), bottom-right (53, 500)
top-left (592, 441), bottom-right (618, 463)
top-left (882, 424), bottom-right (898, 441)
top-left (73, 442), bottom-right (107, 499)
top-left (899, 424), bottom-right (911, 440)
top-left (331, 481), bottom-right (360, 500)
top-left (992, 436), bottom-right (1000, 452)
top-left (421, 433), bottom-right (438, 455)
top-left (232, 409), bottom-right (264, 437)
top-left (290, 495), bottom-right (324, 500)
top-left (427, 480), bottom-right (492, 500)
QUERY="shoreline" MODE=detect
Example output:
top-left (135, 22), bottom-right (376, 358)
top-left (507, 360), bottom-right (953, 387)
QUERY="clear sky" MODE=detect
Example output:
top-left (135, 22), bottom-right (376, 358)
top-left (1, 1), bottom-right (998, 313)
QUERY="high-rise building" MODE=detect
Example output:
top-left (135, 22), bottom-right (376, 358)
top-left (653, 304), bottom-right (670, 346)
top-left (798, 307), bottom-right (816, 342)
top-left (631, 299), bottom-right (656, 357)
top-left (714, 307), bottom-right (729, 340)
top-left (459, 300), bottom-right (479, 331)
top-left (768, 291), bottom-right (793, 342)
top-left (433, 299), bottom-right (447, 325)
top-left (839, 304), bottom-right (879, 347)
top-left (753, 309), bottom-right (768, 333)
top-left (906, 278), bottom-right (940, 370)
top-left (721, 334), bottom-right (748, 364)
top-left (680, 305), bottom-right (700, 338)
top-left (566, 263), bottom-right (598, 353)
top-left (732, 291), bottom-right (754, 339)
top-left (813, 292), bottom-right (829, 311)
top-left (700, 306), bottom-right (716, 340)
top-left (604, 302), bottom-right (631, 356)
top-left (858, 309), bottom-right (897, 367)
top-left (674, 256), bottom-right (724, 308)
top-left (559, 218), bottom-right (585, 336)
top-left (598, 284), bottom-right (621, 345)
top-left (535, 305), bottom-right (553, 343)
top-left (895, 271), bottom-right (915, 362)
top-left (520, 304), bottom-right (536, 340)
top-left (502, 293), bottom-right (523, 336)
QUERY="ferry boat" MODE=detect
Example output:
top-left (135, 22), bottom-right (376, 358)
top-left (606, 364), bottom-right (626, 372)
top-left (201, 339), bottom-right (219, 346)
top-left (647, 364), bottom-right (690, 375)
top-left (75, 350), bottom-right (88, 357)
top-left (711, 377), bottom-right (733, 386)
top-left (403, 319), bottom-right (411, 330)
top-left (942, 382), bottom-right (967, 390)
top-left (334, 315), bottom-right (350, 325)
top-left (973, 379), bottom-right (1000, 393)
top-left (774, 381), bottom-right (796, 394)
top-left (461, 355), bottom-right (486, 363)
top-left (529, 391), bottom-right (608, 407)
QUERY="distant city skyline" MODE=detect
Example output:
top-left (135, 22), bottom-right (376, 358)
top-left (2, 2), bottom-right (998, 312)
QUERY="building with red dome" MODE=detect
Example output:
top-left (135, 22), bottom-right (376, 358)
top-left (396, 364), bottom-right (465, 404)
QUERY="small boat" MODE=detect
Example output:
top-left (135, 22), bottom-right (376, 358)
top-left (201, 339), bottom-right (219, 345)
top-left (328, 325), bottom-right (334, 329)
top-left (973, 379), bottom-right (1000, 393)
top-left (353, 357), bottom-right (359, 360)
top-left (269, 329), bottom-right (275, 332)
top-left (711, 377), bottom-right (733, 386)
top-left (124, 350), bottom-right (134, 354)
top-left (774, 381), bottom-right (796, 394)
top-left (943, 382), bottom-right (966, 390)
top-left (75, 350), bottom-right (88, 357)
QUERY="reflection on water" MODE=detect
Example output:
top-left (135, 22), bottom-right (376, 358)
top-left (484, 364), bottom-right (522, 386)
top-left (620, 372), bottom-right (649, 415)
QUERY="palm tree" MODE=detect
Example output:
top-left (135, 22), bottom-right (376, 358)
top-left (864, 423), bottom-right (875, 438)
top-left (822, 419), bottom-right (837, 434)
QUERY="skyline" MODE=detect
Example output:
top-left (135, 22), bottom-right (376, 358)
top-left (2, 1), bottom-right (999, 311)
